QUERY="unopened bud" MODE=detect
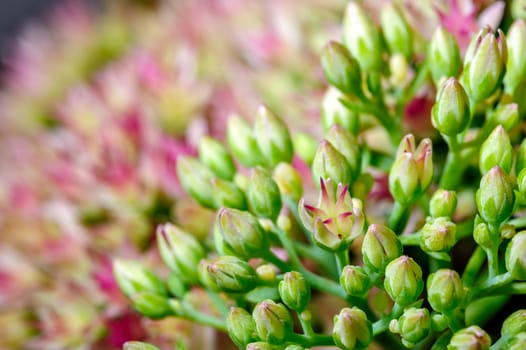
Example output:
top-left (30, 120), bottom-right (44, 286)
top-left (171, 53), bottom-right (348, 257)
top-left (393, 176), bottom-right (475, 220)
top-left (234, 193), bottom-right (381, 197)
top-left (293, 133), bottom-right (317, 166)
top-left (479, 126), bottom-right (513, 174)
top-left (504, 20), bottom-right (526, 92)
top-left (312, 140), bottom-right (352, 187)
top-left (166, 273), bottom-right (187, 298)
top-left (420, 217), bottom-right (457, 252)
top-left (430, 189), bottom-right (457, 218)
top-left (206, 256), bottom-right (258, 293)
top-left (176, 156), bottom-right (215, 208)
top-left (326, 124), bottom-right (361, 182)
top-left (384, 255), bottom-right (424, 306)
top-left (246, 342), bottom-right (273, 350)
top-left (272, 163), bottom-right (303, 201)
top-left (487, 103), bottom-right (519, 132)
top-left (340, 265), bottom-right (371, 298)
top-left (123, 341), bottom-right (160, 350)
top-left (506, 231), bottom-right (526, 280)
top-left (332, 307), bottom-right (373, 350)
top-left (321, 41), bottom-right (363, 96)
top-left (322, 87), bottom-right (359, 134)
top-left (431, 78), bottom-right (470, 136)
top-left (218, 208), bottom-right (269, 259)
top-left (428, 26), bottom-right (461, 85)
top-left (506, 333), bottom-right (526, 350)
top-left (227, 115), bottom-right (265, 167)
top-left (198, 136), bottom-right (235, 180)
top-left (113, 260), bottom-right (167, 298)
top-left (227, 307), bottom-right (257, 348)
top-left (396, 308), bottom-right (432, 347)
top-left (279, 271), bottom-right (311, 312)
top-left (502, 310), bottom-right (526, 337)
top-left (362, 224), bottom-right (403, 272)
top-left (448, 326), bottom-right (491, 350)
top-left (210, 178), bottom-right (247, 210)
top-left (254, 105), bottom-right (294, 167)
top-left (476, 166), bottom-right (514, 225)
top-left (131, 292), bottom-right (173, 319)
top-left (247, 168), bottom-right (282, 221)
top-left (253, 300), bottom-right (293, 344)
top-left (427, 269), bottom-right (465, 313)
top-left (380, 3), bottom-right (413, 58)
top-left (474, 222), bottom-right (492, 248)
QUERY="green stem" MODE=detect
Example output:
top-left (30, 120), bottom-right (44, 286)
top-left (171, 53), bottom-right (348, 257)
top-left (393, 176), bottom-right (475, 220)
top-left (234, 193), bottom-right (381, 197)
top-left (439, 136), bottom-right (463, 190)
top-left (372, 303), bottom-right (403, 335)
top-left (491, 335), bottom-right (510, 350)
top-left (298, 311), bottom-right (316, 337)
top-left (469, 272), bottom-right (514, 300)
top-left (399, 232), bottom-right (421, 246)
top-left (462, 246), bottom-right (486, 287)
top-left (296, 242), bottom-right (338, 279)
top-left (485, 226), bottom-right (502, 279)
top-left (289, 333), bottom-right (335, 347)
top-left (492, 282), bottom-right (526, 295)
top-left (388, 201), bottom-right (409, 233)
top-left (335, 250), bottom-right (350, 274)
top-left (181, 302), bottom-right (227, 332)
top-left (443, 310), bottom-right (463, 332)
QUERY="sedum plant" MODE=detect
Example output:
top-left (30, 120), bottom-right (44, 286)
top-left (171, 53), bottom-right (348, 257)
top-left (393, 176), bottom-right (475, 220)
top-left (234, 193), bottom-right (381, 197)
top-left (115, 1), bottom-right (526, 349)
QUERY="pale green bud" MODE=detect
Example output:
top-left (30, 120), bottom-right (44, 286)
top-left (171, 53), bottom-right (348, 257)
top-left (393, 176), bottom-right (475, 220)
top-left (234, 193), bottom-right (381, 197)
top-left (197, 259), bottom-right (219, 291)
top-left (504, 20), bottom-right (526, 92)
top-left (448, 326), bottom-right (491, 350)
top-left (113, 260), bottom-right (167, 298)
top-left (431, 78), bottom-right (470, 136)
top-left (427, 269), bottom-right (466, 313)
top-left (343, 2), bottom-right (384, 72)
top-left (246, 342), bottom-right (273, 350)
top-left (321, 41), bottom-right (363, 96)
top-left (131, 292), bottom-right (173, 319)
top-left (247, 168), bottom-right (282, 221)
top-left (396, 308), bottom-right (432, 347)
top-left (479, 125), bottom-right (513, 174)
top-left (227, 115), bottom-right (265, 167)
top-left (340, 265), bottom-right (371, 298)
top-left (474, 222), bottom-right (492, 249)
top-left (210, 178), bottom-right (247, 210)
top-left (312, 140), bottom-right (352, 187)
top-left (293, 132), bottom-right (317, 166)
top-left (253, 300), bottom-right (293, 344)
top-left (206, 256), bottom-right (258, 293)
top-left (123, 341), bottom-right (160, 350)
top-left (380, 3), bottom-right (413, 58)
top-left (166, 273), bottom-right (187, 298)
top-left (285, 345), bottom-right (304, 350)
top-left (279, 271), bottom-right (311, 312)
top-left (384, 256), bottom-right (424, 306)
top-left (502, 310), bottom-right (526, 336)
top-left (272, 163), bottom-right (303, 201)
top-left (198, 136), bottom-right (235, 180)
top-left (322, 87), bottom-right (359, 135)
top-left (506, 231), bottom-right (526, 280)
top-left (254, 105), bottom-right (294, 167)
top-left (428, 26), bottom-right (461, 84)
top-left (517, 139), bottom-right (526, 174)
top-left (332, 307), bottom-right (373, 350)
top-left (362, 224), bottom-right (403, 272)
top-left (227, 307), bottom-right (257, 348)
top-left (430, 189), bottom-right (457, 218)
top-left (176, 156), bottom-right (215, 208)
top-left (486, 103), bottom-right (519, 132)
top-left (420, 217), bottom-right (457, 252)
top-left (218, 208), bottom-right (269, 259)
top-left (476, 166), bottom-right (514, 225)
top-left (326, 124), bottom-right (361, 182)
top-left (157, 223), bottom-right (205, 284)
top-left (506, 333), bottom-right (526, 350)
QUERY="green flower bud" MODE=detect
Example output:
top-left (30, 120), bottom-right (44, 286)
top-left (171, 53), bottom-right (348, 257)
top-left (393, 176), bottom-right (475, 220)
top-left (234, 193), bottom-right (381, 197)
top-left (321, 41), bottom-right (363, 96)
top-left (113, 260), bottom-right (167, 298)
top-left (254, 105), bottom-right (294, 167)
top-left (123, 341), bottom-right (160, 350)
top-left (218, 208), bottom-right (269, 259)
top-left (430, 189), bottom-right (457, 218)
top-left (326, 124), bottom-right (361, 182)
top-left (343, 2), bottom-right (384, 72)
top-left (253, 300), bottom-right (293, 344)
top-left (197, 259), bottom-right (219, 291)
top-left (312, 140), bottom-right (352, 187)
top-left (130, 292), bottom-right (173, 319)
top-left (390, 135), bottom-right (433, 205)
top-left (502, 310), bottom-right (526, 336)
top-left (420, 217), bottom-right (457, 252)
top-left (504, 20), bottom-right (526, 92)
top-left (479, 126), bottom-right (513, 174)
top-left (293, 132), bottom-right (317, 166)
top-left (198, 136), bottom-right (236, 180)
top-left (428, 26), bottom-right (461, 85)
top-left (300, 179), bottom-right (365, 251)
top-left (166, 273), bottom-right (187, 298)
top-left (227, 115), bottom-right (265, 167)
top-left (340, 265), bottom-right (371, 298)
top-left (227, 307), bottom-right (257, 348)
top-left (247, 342), bottom-right (273, 350)
top-left (476, 166), bottom-right (514, 225)
top-left (506, 333), bottom-right (526, 350)
top-left (332, 307), bottom-right (373, 350)
top-left (247, 168), bottom-right (282, 221)
top-left (501, 224), bottom-right (516, 240)
top-left (278, 271), bottom-right (311, 312)
top-left (518, 139), bottom-right (526, 174)
top-left (474, 222), bottom-right (492, 249)
top-left (396, 308), bottom-right (432, 347)
top-left (285, 345), bottom-right (304, 350)
top-left (362, 224), bottom-right (403, 272)
top-left (272, 163), bottom-right (303, 201)
top-left (176, 156), bottom-right (215, 208)
top-left (206, 256), bottom-right (258, 293)
top-left (486, 103), bottom-right (519, 132)
top-left (506, 231), bottom-right (526, 280)
top-left (431, 78), bottom-right (470, 136)
top-left (518, 169), bottom-right (526, 204)
top-left (427, 269), bottom-right (465, 312)
top-left (209, 178), bottom-right (247, 210)
top-left (157, 223), bottom-right (205, 284)
top-left (448, 326), bottom-right (491, 350)
top-left (380, 3), bottom-right (413, 58)
top-left (322, 87), bottom-right (359, 135)
top-left (384, 255), bottom-right (424, 306)
top-left (463, 27), bottom-right (506, 102)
